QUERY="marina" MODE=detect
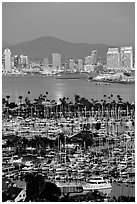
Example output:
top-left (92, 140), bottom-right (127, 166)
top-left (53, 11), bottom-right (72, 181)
top-left (2, 80), bottom-right (135, 201)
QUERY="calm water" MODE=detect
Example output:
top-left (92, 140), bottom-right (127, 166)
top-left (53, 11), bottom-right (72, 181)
top-left (2, 75), bottom-right (135, 104)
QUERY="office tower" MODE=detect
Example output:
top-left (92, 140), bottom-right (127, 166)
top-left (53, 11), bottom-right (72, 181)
top-left (85, 55), bottom-right (92, 65)
top-left (2, 54), bottom-right (5, 67)
top-left (69, 59), bottom-right (75, 72)
top-left (43, 57), bottom-right (49, 67)
top-left (19, 55), bottom-right (29, 67)
top-left (78, 59), bottom-right (83, 72)
top-left (91, 50), bottom-right (97, 65)
top-left (107, 48), bottom-right (120, 69)
top-left (4, 48), bottom-right (11, 73)
top-left (14, 55), bottom-right (20, 68)
top-left (52, 53), bottom-right (61, 70)
top-left (84, 64), bottom-right (94, 72)
top-left (120, 47), bottom-right (133, 69)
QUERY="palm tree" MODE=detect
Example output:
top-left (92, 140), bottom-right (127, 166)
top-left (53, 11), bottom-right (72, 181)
top-left (2, 98), bottom-right (6, 106)
top-left (117, 95), bottom-right (123, 119)
top-left (18, 95), bottom-right (23, 104)
top-left (108, 96), bottom-right (111, 117)
top-left (18, 95), bottom-right (23, 116)
top-left (5, 95), bottom-right (10, 118)
top-left (6, 95), bottom-right (10, 104)
top-left (100, 99), bottom-right (104, 117)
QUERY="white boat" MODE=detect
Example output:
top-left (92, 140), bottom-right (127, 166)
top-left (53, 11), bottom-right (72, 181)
top-left (55, 167), bottom-right (66, 172)
top-left (22, 161), bottom-right (34, 171)
top-left (56, 181), bottom-right (83, 194)
top-left (118, 159), bottom-right (127, 169)
top-left (83, 176), bottom-right (112, 191)
top-left (22, 165), bottom-right (34, 171)
top-left (41, 164), bottom-right (50, 171)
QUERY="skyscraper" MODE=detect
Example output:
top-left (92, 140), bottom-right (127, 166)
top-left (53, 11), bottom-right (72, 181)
top-left (69, 59), bottom-right (75, 72)
top-left (43, 57), bottom-right (49, 67)
top-left (19, 55), bottom-right (29, 68)
top-left (120, 47), bottom-right (133, 69)
top-left (52, 53), bottom-right (61, 71)
top-left (85, 55), bottom-right (92, 65)
top-left (107, 48), bottom-right (120, 69)
top-left (91, 50), bottom-right (97, 65)
top-left (14, 55), bottom-right (20, 68)
top-left (4, 48), bottom-right (11, 73)
top-left (78, 59), bottom-right (83, 72)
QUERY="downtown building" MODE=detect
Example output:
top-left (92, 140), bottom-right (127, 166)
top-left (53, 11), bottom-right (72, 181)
top-left (120, 46), bottom-right (133, 69)
top-left (52, 53), bottom-right (61, 71)
top-left (19, 55), bottom-right (29, 68)
top-left (14, 55), bottom-right (20, 68)
top-left (85, 50), bottom-right (97, 65)
top-left (107, 48), bottom-right (120, 69)
top-left (85, 55), bottom-right (92, 65)
top-left (42, 57), bottom-right (51, 74)
top-left (78, 59), bottom-right (84, 72)
top-left (69, 59), bottom-right (75, 72)
top-left (43, 57), bottom-right (49, 68)
top-left (3, 48), bottom-right (12, 73)
top-left (91, 50), bottom-right (97, 65)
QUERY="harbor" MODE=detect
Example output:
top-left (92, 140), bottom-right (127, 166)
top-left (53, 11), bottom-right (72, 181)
top-left (2, 87), bottom-right (135, 201)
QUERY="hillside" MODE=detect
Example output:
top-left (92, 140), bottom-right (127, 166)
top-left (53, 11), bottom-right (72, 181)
top-left (3, 36), bottom-right (135, 62)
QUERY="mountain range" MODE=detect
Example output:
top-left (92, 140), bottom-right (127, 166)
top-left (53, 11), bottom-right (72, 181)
top-left (2, 36), bottom-right (135, 62)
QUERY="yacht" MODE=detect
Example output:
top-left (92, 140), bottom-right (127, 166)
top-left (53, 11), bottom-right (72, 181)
top-left (22, 161), bottom-right (34, 171)
top-left (82, 176), bottom-right (112, 191)
top-left (118, 160), bottom-right (127, 169)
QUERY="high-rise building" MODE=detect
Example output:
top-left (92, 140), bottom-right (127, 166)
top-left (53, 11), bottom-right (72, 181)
top-left (43, 57), bottom-right (49, 68)
top-left (4, 48), bottom-right (11, 73)
top-left (69, 59), bottom-right (75, 72)
top-left (52, 53), bottom-right (61, 71)
top-left (107, 48), bottom-right (120, 69)
top-left (84, 64), bottom-right (95, 72)
top-left (19, 55), bottom-right (29, 68)
top-left (85, 55), bottom-right (92, 65)
top-left (78, 59), bottom-right (83, 72)
top-left (91, 50), bottom-right (97, 65)
top-left (2, 54), bottom-right (5, 67)
top-left (14, 55), bottom-right (20, 68)
top-left (120, 47), bottom-right (133, 69)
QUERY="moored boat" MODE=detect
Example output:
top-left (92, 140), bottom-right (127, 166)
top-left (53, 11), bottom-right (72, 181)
top-left (82, 176), bottom-right (112, 191)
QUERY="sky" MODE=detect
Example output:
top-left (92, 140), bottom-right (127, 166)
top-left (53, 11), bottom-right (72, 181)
top-left (2, 2), bottom-right (135, 45)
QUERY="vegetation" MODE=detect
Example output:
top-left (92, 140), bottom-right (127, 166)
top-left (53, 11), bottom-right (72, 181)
top-left (2, 93), bottom-right (135, 120)
top-left (25, 173), bottom-right (61, 202)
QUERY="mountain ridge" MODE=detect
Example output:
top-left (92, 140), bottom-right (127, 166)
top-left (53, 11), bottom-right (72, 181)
top-left (2, 36), bottom-right (135, 62)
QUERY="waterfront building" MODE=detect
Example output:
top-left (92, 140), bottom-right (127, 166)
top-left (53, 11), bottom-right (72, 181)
top-left (2, 54), bottom-right (5, 67)
top-left (107, 48), bottom-right (120, 69)
top-left (4, 48), bottom-right (11, 73)
top-left (120, 47), bottom-right (133, 69)
top-left (78, 59), bottom-right (83, 72)
top-left (69, 59), bottom-right (75, 72)
top-left (84, 64), bottom-right (95, 72)
top-left (43, 57), bottom-right (49, 68)
top-left (19, 55), bottom-right (29, 68)
top-left (42, 66), bottom-right (52, 75)
top-left (11, 57), bottom-right (15, 69)
top-left (14, 55), bottom-right (20, 68)
top-left (91, 50), bottom-right (97, 65)
top-left (85, 55), bottom-right (92, 65)
top-left (52, 53), bottom-right (61, 71)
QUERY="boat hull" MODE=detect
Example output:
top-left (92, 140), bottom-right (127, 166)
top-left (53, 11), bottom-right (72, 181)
top-left (83, 184), bottom-right (112, 191)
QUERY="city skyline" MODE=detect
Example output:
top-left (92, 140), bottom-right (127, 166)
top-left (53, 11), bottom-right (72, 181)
top-left (2, 2), bottom-right (135, 45)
